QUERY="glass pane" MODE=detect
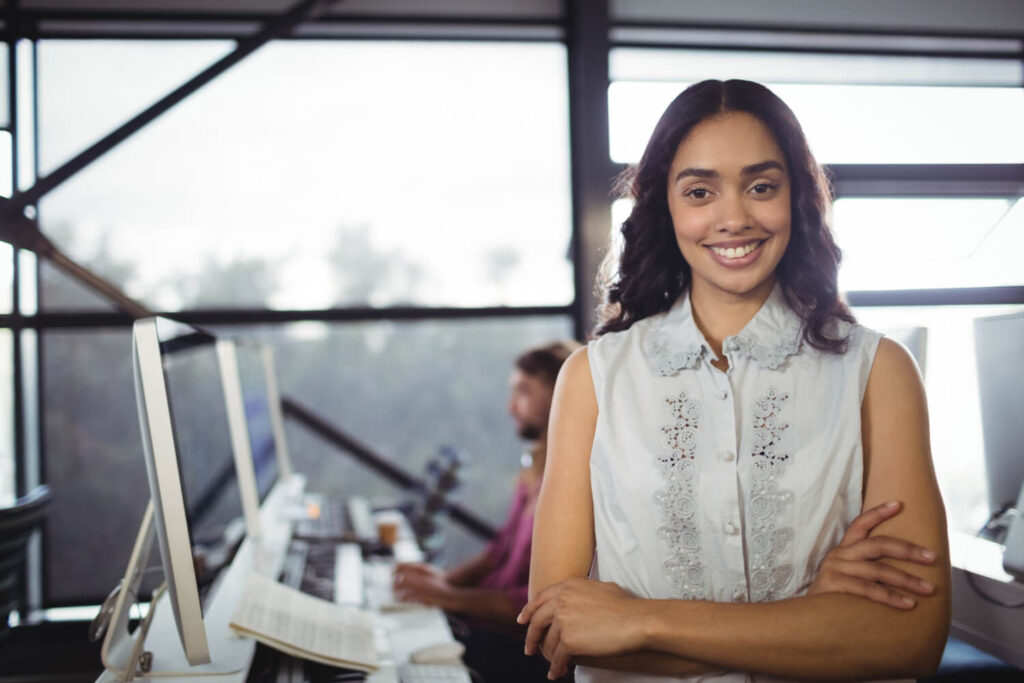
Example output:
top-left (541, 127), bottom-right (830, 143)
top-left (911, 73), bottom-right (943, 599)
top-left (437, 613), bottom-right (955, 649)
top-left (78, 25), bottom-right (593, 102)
top-left (38, 40), bottom-right (573, 311)
top-left (835, 197), bottom-right (1023, 291)
top-left (42, 328), bottom-right (145, 605)
top-left (852, 304), bottom-right (1024, 535)
top-left (0, 130), bottom-right (11, 198)
top-left (209, 316), bottom-right (575, 566)
top-left (38, 40), bottom-right (234, 176)
top-left (0, 330), bottom-right (13, 507)
top-left (0, 44), bottom-right (8, 129)
top-left (609, 80), bottom-right (1024, 164)
top-left (610, 47), bottom-right (1024, 88)
top-left (16, 40), bottom-right (34, 192)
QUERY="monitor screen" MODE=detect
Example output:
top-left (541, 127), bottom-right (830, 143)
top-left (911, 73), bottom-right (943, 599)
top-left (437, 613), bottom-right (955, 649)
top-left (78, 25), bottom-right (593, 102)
top-left (157, 321), bottom-right (246, 551)
top-left (234, 342), bottom-right (279, 503)
top-left (974, 311), bottom-right (1024, 515)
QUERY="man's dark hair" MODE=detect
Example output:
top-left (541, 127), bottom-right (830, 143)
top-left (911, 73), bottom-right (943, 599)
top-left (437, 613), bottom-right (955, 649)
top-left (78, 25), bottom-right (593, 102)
top-left (515, 340), bottom-right (581, 386)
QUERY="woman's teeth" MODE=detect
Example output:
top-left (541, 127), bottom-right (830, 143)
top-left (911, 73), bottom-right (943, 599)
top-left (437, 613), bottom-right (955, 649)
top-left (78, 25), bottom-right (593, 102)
top-left (710, 241), bottom-right (760, 259)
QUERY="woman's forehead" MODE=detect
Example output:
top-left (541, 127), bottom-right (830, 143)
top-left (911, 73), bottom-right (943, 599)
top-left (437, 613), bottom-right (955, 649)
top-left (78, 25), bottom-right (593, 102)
top-left (671, 111), bottom-right (786, 172)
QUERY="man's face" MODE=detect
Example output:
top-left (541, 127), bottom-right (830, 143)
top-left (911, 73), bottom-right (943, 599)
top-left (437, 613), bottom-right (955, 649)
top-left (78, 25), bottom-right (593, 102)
top-left (508, 369), bottom-right (555, 442)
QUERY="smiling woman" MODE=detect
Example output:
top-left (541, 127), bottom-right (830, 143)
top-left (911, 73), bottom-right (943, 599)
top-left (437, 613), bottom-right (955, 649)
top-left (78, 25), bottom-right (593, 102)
top-left (525, 80), bottom-right (950, 682)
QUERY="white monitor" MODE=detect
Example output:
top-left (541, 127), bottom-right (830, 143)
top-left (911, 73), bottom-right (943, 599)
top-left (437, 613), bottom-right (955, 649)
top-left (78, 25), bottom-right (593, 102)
top-left (260, 344), bottom-right (295, 481)
top-left (126, 317), bottom-right (249, 665)
top-left (974, 311), bottom-right (1024, 515)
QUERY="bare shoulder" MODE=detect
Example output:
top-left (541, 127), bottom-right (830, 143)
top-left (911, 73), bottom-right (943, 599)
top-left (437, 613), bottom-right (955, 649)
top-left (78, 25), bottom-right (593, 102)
top-left (554, 346), bottom-right (597, 414)
top-left (865, 336), bottom-right (925, 404)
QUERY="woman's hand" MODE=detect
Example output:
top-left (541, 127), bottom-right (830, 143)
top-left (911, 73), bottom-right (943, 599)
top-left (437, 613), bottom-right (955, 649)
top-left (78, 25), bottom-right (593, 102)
top-left (517, 578), bottom-right (644, 680)
top-left (809, 500), bottom-right (937, 609)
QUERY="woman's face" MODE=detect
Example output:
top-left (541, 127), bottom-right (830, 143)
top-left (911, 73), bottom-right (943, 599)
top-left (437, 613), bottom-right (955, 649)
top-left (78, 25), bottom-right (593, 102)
top-left (666, 111), bottom-right (791, 304)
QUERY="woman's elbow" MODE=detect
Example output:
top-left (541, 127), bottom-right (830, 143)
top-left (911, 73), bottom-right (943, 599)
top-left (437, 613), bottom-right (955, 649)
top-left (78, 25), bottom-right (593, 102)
top-left (900, 595), bottom-right (951, 678)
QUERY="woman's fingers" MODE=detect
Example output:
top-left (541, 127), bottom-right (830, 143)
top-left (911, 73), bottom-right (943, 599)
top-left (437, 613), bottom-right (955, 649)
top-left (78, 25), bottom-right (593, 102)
top-left (546, 639), bottom-right (574, 680)
top-left (838, 500), bottom-right (902, 547)
top-left (831, 557), bottom-right (935, 596)
top-left (823, 571), bottom-right (919, 609)
top-left (833, 535), bottom-right (936, 564)
top-left (523, 597), bottom-right (558, 656)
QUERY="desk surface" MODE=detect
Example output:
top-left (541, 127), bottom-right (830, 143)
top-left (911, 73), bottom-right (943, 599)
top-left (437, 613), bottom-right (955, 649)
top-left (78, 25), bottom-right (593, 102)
top-left (949, 530), bottom-right (1024, 670)
top-left (96, 478), bottom-right (459, 683)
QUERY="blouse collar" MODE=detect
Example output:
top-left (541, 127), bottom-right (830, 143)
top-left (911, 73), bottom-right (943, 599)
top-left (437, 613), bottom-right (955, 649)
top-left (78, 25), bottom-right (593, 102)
top-left (641, 283), bottom-right (803, 377)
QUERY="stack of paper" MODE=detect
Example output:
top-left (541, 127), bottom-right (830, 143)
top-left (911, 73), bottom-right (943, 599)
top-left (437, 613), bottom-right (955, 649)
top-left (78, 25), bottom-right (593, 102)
top-left (230, 573), bottom-right (379, 672)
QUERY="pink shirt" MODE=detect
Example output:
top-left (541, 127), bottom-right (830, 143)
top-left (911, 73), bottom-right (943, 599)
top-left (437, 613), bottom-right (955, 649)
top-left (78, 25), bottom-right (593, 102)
top-left (478, 479), bottom-right (536, 611)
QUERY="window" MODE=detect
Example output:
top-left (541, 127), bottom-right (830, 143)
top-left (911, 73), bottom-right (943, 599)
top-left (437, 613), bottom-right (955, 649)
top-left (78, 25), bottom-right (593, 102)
top-left (38, 40), bottom-right (573, 311)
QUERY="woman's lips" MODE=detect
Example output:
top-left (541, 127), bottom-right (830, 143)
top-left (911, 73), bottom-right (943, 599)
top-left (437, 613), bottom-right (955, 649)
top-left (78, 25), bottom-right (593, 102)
top-left (705, 239), bottom-right (767, 267)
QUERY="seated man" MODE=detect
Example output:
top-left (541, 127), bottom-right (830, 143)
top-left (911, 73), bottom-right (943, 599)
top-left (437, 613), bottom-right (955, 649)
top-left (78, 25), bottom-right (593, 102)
top-left (392, 340), bottom-right (579, 681)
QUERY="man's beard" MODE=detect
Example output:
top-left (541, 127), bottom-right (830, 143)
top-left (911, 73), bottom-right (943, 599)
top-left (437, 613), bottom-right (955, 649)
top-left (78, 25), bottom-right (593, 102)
top-left (518, 422), bottom-right (543, 441)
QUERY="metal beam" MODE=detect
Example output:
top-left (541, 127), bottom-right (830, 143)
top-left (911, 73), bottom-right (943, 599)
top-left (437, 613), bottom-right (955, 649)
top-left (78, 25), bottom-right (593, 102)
top-left (0, 0), bottom-right (337, 224)
top-left (847, 286), bottom-right (1024, 307)
top-left (566, 0), bottom-right (614, 340)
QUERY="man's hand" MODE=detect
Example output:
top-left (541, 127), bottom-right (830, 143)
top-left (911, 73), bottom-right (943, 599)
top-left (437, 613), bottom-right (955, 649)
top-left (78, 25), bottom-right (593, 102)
top-left (809, 500), bottom-right (937, 609)
top-left (518, 578), bottom-right (643, 680)
top-left (393, 563), bottom-right (458, 609)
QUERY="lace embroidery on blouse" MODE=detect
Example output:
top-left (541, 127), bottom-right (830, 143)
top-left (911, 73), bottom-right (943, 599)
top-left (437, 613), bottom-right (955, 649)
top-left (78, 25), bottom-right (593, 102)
top-left (748, 387), bottom-right (796, 602)
top-left (645, 337), bottom-right (703, 377)
top-left (730, 332), bottom-right (801, 371)
top-left (654, 389), bottom-right (706, 600)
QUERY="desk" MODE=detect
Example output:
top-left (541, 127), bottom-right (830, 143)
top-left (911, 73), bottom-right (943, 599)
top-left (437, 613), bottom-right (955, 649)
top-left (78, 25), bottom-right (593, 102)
top-left (96, 478), bottom-right (460, 682)
top-left (949, 530), bottom-right (1024, 669)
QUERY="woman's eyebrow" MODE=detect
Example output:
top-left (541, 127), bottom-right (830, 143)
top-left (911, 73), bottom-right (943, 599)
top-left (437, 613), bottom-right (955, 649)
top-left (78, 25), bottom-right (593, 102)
top-left (673, 167), bottom-right (717, 182)
top-left (673, 160), bottom-right (785, 184)
top-left (742, 160), bottom-right (785, 175)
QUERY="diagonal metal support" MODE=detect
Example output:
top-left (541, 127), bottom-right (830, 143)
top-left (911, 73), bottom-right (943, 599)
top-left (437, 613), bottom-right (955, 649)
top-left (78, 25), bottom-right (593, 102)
top-left (0, 0), bottom-right (337, 227)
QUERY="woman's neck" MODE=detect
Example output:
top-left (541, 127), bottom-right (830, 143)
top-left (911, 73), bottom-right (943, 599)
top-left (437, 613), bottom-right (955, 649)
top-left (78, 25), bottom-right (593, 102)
top-left (690, 278), bottom-right (775, 359)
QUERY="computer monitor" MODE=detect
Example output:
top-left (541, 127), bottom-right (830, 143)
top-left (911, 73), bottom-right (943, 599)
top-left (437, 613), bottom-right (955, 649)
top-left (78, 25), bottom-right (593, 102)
top-left (231, 340), bottom-right (280, 503)
top-left (260, 344), bottom-right (294, 481)
top-left (124, 317), bottom-right (248, 665)
top-left (974, 311), bottom-right (1024, 516)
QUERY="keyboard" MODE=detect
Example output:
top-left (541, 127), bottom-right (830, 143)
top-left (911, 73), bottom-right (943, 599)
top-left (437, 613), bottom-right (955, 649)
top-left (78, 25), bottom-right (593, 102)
top-left (294, 496), bottom-right (378, 543)
top-left (397, 664), bottom-right (472, 683)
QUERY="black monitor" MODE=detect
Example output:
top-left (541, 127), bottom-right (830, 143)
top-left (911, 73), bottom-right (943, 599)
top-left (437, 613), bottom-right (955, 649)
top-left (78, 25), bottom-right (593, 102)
top-left (158, 322), bottom-right (247, 551)
top-left (974, 311), bottom-right (1024, 516)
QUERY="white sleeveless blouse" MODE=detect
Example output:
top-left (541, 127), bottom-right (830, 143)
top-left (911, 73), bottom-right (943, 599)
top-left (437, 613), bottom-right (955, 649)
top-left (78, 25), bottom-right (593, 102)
top-left (578, 286), bottom-right (893, 683)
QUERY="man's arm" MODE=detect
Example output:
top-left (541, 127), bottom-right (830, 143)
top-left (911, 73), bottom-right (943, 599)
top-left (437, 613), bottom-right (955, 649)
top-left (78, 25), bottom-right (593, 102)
top-left (524, 338), bottom-right (950, 680)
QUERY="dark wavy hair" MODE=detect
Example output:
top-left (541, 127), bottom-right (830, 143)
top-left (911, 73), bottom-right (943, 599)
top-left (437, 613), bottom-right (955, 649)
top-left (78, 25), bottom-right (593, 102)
top-left (595, 79), bottom-right (853, 352)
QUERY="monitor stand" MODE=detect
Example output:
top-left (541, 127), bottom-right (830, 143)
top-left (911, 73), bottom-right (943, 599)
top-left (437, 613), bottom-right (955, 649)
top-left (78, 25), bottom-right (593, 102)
top-left (98, 502), bottom-right (245, 681)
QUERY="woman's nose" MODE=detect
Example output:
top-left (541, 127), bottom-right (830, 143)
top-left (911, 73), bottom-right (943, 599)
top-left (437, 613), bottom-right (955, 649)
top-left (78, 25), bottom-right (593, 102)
top-left (717, 193), bottom-right (751, 233)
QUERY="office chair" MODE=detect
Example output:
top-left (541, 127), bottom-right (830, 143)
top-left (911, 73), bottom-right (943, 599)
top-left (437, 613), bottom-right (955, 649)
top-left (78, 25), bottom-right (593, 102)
top-left (0, 485), bottom-right (52, 640)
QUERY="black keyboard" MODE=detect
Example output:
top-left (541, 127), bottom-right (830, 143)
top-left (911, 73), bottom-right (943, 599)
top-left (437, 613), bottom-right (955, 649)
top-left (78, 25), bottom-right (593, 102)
top-left (294, 499), bottom-right (354, 542)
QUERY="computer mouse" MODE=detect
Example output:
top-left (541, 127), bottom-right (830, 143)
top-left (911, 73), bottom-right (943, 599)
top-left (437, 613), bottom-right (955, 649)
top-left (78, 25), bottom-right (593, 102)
top-left (409, 640), bottom-right (466, 664)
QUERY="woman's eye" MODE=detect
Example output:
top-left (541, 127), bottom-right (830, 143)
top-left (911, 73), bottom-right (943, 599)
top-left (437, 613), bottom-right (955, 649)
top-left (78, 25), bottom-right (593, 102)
top-left (751, 183), bottom-right (777, 194)
top-left (686, 188), bottom-right (710, 199)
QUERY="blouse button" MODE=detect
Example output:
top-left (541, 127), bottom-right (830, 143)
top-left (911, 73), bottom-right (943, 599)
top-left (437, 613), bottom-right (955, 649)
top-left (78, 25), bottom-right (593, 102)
top-left (724, 521), bottom-right (739, 535)
top-left (718, 389), bottom-right (729, 400)
top-left (732, 588), bottom-right (747, 601)
top-left (725, 339), bottom-right (740, 352)
top-left (720, 450), bottom-right (735, 462)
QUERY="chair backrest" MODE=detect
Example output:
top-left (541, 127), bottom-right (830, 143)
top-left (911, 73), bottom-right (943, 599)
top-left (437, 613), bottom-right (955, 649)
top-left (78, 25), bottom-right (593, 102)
top-left (0, 485), bottom-right (52, 635)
